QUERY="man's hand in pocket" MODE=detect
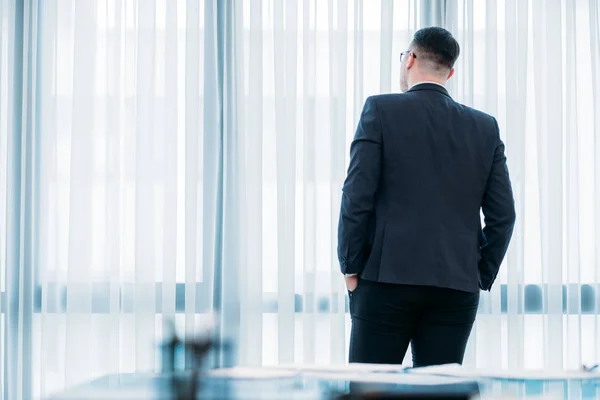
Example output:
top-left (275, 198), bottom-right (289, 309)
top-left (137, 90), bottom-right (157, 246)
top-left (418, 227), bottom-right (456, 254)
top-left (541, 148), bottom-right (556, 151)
top-left (345, 275), bottom-right (358, 292)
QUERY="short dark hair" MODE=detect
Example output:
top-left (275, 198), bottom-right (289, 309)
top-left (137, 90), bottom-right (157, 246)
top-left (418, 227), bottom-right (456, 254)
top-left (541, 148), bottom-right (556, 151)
top-left (410, 27), bottom-right (460, 70)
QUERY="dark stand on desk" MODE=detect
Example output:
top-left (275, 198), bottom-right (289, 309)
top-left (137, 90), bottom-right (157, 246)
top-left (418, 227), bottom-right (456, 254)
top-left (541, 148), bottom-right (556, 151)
top-left (161, 329), bottom-right (224, 400)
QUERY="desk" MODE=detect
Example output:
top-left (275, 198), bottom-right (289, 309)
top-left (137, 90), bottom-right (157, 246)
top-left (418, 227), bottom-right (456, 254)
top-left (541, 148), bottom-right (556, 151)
top-left (49, 370), bottom-right (600, 399)
top-left (480, 379), bottom-right (600, 399)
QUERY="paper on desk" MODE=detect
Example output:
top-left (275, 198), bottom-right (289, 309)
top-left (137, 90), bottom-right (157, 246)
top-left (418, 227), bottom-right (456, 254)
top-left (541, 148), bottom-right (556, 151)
top-left (410, 364), bottom-right (600, 380)
top-left (212, 366), bottom-right (476, 385)
top-left (269, 363), bottom-right (407, 374)
top-left (302, 371), bottom-right (477, 386)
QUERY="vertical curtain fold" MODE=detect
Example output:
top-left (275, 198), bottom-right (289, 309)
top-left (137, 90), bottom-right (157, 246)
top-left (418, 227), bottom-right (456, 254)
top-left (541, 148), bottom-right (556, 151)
top-left (420, 0), bottom-right (446, 27)
top-left (133, 0), bottom-right (157, 371)
top-left (504, 0), bottom-right (527, 370)
top-left (301, 0), bottom-right (317, 366)
top-left (590, 0), bottom-right (600, 367)
top-left (272, 0), bottom-right (296, 365)
top-left (328, 0), bottom-right (348, 365)
top-left (534, 0), bottom-right (564, 370)
top-left (4, 0), bottom-right (39, 398)
top-left (217, 0), bottom-right (245, 368)
top-left (240, 0), bottom-right (264, 367)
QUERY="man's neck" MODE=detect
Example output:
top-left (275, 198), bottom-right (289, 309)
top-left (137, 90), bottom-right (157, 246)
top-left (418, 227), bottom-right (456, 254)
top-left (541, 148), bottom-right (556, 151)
top-left (409, 80), bottom-right (446, 89)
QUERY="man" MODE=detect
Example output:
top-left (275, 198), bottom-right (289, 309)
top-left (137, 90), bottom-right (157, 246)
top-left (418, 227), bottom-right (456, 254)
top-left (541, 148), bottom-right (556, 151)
top-left (337, 27), bottom-right (516, 367)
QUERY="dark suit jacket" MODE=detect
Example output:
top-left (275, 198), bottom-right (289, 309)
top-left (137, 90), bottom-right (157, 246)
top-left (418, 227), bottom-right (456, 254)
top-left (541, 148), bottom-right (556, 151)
top-left (337, 84), bottom-right (516, 293)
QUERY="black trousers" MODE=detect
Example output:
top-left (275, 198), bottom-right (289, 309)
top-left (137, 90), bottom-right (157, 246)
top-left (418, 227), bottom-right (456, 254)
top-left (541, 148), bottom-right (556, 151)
top-left (348, 279), bottom-right (479, 367)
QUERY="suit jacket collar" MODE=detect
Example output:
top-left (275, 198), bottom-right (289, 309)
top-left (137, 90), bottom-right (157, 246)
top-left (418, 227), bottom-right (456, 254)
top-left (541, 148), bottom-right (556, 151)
top-left (407, 83), bottom-right (451, 98)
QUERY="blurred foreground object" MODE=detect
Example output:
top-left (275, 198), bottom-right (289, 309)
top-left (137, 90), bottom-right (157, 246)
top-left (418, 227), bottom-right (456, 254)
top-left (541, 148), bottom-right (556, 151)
top-left (160, 317), bottom-right (233, 400)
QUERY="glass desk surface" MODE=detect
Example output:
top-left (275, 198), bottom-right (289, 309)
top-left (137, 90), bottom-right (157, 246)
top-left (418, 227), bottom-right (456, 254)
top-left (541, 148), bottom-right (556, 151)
top-left (49, 371), bottom-right (600, 400)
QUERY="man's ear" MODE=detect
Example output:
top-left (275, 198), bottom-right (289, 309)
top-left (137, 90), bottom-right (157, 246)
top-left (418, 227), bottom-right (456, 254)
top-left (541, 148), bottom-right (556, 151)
top-left (447, 68), bottom-right (455, 80)
top-left (406, 52), bottom-right (416, 69)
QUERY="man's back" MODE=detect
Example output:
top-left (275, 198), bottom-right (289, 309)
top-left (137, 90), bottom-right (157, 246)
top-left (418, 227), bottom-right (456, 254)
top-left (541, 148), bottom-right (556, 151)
top-left (354, 84), bottom-right (509, 293)
top-left (340, 27), bottom-right (515, 367)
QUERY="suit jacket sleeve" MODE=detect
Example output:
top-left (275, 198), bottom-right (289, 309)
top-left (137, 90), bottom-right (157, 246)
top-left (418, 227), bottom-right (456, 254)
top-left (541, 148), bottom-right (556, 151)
top-left (479, 119), bottom-right (516, 291)
top-left (337, 97), bottom-right (383, 275)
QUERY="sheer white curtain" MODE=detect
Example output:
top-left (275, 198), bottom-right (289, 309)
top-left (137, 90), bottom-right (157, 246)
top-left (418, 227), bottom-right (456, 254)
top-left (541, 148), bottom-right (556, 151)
top-left (1, 0), bottom-right (247, 399)
top-left (446, 0), bottom-right (600, 370)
